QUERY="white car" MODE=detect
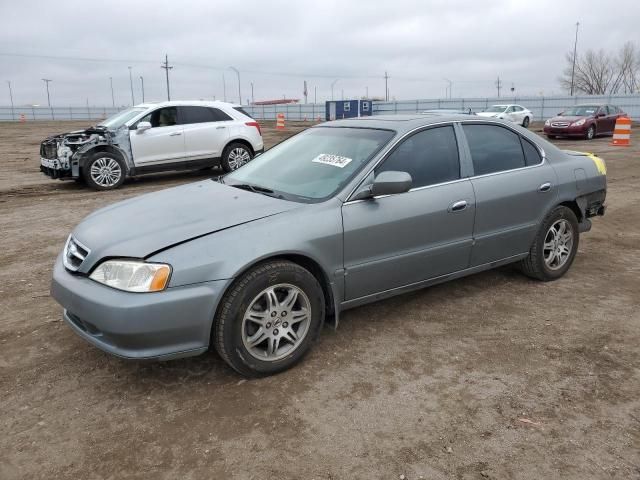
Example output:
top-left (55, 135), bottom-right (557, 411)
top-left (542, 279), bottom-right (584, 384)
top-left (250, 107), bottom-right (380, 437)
top-left (39, 100), bottom-right (264, 190)
top-left (477, 104), bottom-right (533, 128)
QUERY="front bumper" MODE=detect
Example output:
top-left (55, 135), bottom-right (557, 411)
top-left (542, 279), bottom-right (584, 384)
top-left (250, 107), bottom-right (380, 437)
top-left (543, 125), bottom-right (588, 137)
top-left (50, 255), bottom-right (228, 360)
top-left (40, 157), bottom-right (73, 179)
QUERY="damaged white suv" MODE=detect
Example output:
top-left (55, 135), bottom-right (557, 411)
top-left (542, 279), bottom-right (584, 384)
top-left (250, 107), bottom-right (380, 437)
top-left (40, 101), bottom-right (264, 190)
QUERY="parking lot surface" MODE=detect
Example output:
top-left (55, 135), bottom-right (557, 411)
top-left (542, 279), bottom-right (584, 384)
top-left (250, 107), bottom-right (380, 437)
top-left (1, 120), bottom-right (638, 479)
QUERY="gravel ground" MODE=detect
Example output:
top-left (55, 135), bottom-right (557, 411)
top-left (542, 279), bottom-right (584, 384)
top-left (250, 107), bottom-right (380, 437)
top-left (0, 120), bottom-right (638, 480)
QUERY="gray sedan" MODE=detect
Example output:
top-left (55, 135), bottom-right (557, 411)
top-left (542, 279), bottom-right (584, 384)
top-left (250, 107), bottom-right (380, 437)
top-left (51, 115), bottom-right (607, 376)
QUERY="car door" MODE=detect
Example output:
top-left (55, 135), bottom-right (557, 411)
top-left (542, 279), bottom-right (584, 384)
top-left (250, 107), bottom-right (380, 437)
top-left (130, 106), bottom-right (186, 166)
top-left (604, 105), bottom-right (618, 133)
top-left (341, 125), bottom-right (476, 300)
top-left (505, 106), bottom-right (517, 123)
top-left (180, 106), bottom-right (232, 160)
top-left (461, 123), bottom-right (558, 266)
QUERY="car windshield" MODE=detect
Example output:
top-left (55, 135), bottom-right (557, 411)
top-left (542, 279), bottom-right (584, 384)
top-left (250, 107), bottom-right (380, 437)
top-left (98, 107), bottom-right (147, 129)
top-left (225, 127), bottom-right (395, 202)
top-left (484, 106), bottom-right (507, 113)
top-left (561, 106), bottom-right (599, 116)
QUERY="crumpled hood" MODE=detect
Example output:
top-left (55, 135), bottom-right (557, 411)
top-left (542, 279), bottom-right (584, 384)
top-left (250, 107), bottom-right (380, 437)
top-left (72, 180), bottom-right (300, 272)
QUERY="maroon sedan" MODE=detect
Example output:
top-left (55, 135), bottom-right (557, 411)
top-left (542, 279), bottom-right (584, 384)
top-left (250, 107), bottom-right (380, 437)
top-left (544, 104), bottom-right (626, 140)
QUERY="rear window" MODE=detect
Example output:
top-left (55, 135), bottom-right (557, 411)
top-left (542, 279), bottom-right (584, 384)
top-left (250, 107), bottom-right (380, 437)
top-left (463, 124), bottom-right (525, 175)
top-left (233, 107), bottom-right (254, 119)
top-left (181, 106), bottom-right (232, 124)
top-left (521, 138), bottom-right (542, 166)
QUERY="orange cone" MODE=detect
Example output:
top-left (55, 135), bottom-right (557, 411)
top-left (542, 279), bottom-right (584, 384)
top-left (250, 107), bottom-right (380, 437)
top-left (611, 116), bottom-right (631, 146)
top-left (19, 113), bottom-right (26, 123)
top-left (276, 113), bottom-right (285, 130)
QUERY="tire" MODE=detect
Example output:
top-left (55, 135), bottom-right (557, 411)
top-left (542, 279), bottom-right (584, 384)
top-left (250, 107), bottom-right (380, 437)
top-left (83, 152), bottom-right (126, 190)
top-left (585, 125), bottom-right (596, 140)
top-left (213, 260), bottom-right (325, 377)
top-left (519, 206), bottom-right (579, 281)
top-left (220, 142), bottom-right (253, 173)
top-left (522, 116), bottom-right (530, 128)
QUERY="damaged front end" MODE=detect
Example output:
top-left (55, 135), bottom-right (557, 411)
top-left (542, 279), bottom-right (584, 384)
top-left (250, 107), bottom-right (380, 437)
top-left (39, 126), bottom-right (132, 180)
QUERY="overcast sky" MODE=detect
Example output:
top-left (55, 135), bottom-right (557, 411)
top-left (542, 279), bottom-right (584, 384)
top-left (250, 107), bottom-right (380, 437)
top-left (1, 0), bottom-right (639, 107)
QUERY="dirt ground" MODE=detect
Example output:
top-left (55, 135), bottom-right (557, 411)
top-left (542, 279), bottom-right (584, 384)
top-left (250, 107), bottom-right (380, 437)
top-left (0, 119), bottom-right (638, 480)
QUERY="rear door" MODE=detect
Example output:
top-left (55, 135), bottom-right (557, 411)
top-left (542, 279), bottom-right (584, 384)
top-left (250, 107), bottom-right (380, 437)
top-left (180, 106), bottom-right (232, 160)
top-left (342, 125), bottom-right (476, 300)
top-left (130, 106), bottom-right (186, 166)
top-left (461, 123), bottom-right (558, 266)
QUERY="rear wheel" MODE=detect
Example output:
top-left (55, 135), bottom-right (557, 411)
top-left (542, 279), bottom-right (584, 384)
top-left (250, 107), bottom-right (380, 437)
top-left (585, 125), bottom-right (596, 140)
top-left (220, 142), bottom-right (253, 173)
top-left (213, 260), bottom-right (325, 377)
top-left (519, 206), bottom-right (579, 281)
top-left (522, 116), bottom-right (530, 128)
top-left (83, 152), bottom-right (126, 190)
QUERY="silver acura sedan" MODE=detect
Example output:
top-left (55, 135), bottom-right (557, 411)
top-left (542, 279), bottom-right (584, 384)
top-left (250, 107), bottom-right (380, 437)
top-left (51, 115), bottom-right (607, 376)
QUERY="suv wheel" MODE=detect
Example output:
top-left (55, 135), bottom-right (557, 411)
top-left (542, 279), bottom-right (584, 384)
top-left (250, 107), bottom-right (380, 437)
top-left (519, 206), bottom-right (579, 281)
top-left (221, 142), bottom-right (253, 173)
top-left (585, 125), bottom-right (596, 140)
top-left (522, 116), bottom-right (530, 128)
top-left (83, 152), bottom-right (126, 190)
top-left (213, 260), bottom-right (325, 377)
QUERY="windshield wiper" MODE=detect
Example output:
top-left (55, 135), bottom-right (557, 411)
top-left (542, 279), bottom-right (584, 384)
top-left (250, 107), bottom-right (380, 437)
top-left (229, 183), bottom-right (279, 198)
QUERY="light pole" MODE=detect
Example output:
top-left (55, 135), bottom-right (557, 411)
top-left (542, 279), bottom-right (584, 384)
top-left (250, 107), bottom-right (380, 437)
top-left (222, 73), bottom-right (227, 102)
top-left (331, 79), bottom-right (339, 100)
top-left (109, 77), bottom-right (115, 108)
top-left (7, 81), bottom-right (15, 120)
top-left (140, 76), bottom-right (145, 103)
top-left (570, 21), bottom-right (580, 96)
top-left (229, 66), bottom-right (241, 104)
top-left (444, 78), bottom-right (452, 98)
top-left (42, 78), bottom-right (53, 119)
top-left (250, 81), bottom-right (254, 104)
top-left (160, 54), bottom-right (173, 101)
top-left (128, 66), bottom-right (135, 105)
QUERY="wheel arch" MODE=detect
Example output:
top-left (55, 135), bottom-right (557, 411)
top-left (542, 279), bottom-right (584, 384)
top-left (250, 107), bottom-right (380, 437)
top-left (223, 138), bottom-right (255, 156)
top-left (78, 145), bottom-right (129, 173)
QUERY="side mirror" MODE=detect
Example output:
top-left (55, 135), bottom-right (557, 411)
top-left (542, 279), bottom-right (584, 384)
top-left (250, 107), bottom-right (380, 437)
top-left (557, 112), bottom-right (563, 116)
top-left (136, 121), bottom-right (152, 133)
top-left (596, 112), bottom-right (606, 118)
top-left (352, 171), bottom-right (412, 200)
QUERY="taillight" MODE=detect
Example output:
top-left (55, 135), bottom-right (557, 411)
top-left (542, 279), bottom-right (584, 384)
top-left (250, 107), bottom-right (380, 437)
top-left (245, 121), bottom-right (261, 136)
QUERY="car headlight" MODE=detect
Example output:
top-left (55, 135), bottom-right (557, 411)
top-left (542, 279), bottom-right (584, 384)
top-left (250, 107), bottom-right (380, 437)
top-left (572, 119), bottom-right (586, 126)
top-left (545, 119), bottom-right (551, 126)
top-left (90, 260), bottom-right (171, 292)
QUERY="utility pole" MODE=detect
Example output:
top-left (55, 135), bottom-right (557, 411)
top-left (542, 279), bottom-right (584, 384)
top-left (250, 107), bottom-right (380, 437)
top-left (128, 67), bottom-right (135, 105)
top-left (384, 71), bottom-right (389, 101)
top-left (42, 78), bottom-right (53, 119)
top-left (109, 77), bottom-right (115, 108)
top-left (341, 88), bottom-right (344, 100)
top-left (331, 79), bottom-right (339, 100)
top-left (222, 73), bottom-right (227, 102)
top-left (161, 54), bottom-right (173, 101)
top-left (250, 82), bottom-right (254, 104)
top-left (314, 86), bottom-right (317, 104)
top-left (444, 78), bottom-right (453, 98)
top-left (495, 76), bottom-right (502, 97)
top-left (140, 76), bottom-right (145, 103)
top-left (229, 66), bottom-right (241, 104)
top-left (570, 21), bottom-right (580, 96)
top-left (303, 80), bottom-right (308, 104)
top-left (365, 86), bottom-right (369, 99)
top-left (7, 81), bottom-right (15, 120)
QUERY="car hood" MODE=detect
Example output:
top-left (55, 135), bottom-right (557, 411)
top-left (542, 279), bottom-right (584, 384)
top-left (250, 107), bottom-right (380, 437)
top-left (476, 112), bottom-right (501, 117)
top-left (549, 115), bottom-right (590, 123)
top-left (72, 180), bottom-right (300, 271)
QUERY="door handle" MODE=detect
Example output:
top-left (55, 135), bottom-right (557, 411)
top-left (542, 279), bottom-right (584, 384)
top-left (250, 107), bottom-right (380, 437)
top-left (216, 126), bottom-right (226, 130)
top-left (449, 200), bottom-right (468, 212)
top-left (169, 131), bottom-right (182, 136)
top-left (538, 182), bottom-right (552, 192)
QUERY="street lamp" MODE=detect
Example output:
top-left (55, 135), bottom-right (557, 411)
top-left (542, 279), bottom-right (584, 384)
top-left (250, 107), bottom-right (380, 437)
top-left (229, 66), bottom-right (241, 104)
top-left (128, 66), bottom-right (135, 105)
top-left (109, 77), bottom-right (115, 108)
top-left (140, 76), bottom-right (145, 103)
top-left (42, 78), bottom-right (53, 119)
top-left (331, 79), bottom-right (339, 100)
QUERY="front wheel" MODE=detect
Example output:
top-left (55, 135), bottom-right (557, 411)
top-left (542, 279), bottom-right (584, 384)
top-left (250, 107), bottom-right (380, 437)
top-left (519, 206), bottom-right (579, 281)
top-left (213, 260), bottom-right (325, 377)
top-left (220, 142), bottom-right (253, 173)
top-left (83, 152), bottom-right (126, 190)
top-left (522, 116), bottom-right (530, 128)
top-left (585, 125), bottom-right (596, 140)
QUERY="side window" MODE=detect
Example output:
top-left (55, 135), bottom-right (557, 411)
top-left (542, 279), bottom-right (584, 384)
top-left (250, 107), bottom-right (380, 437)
top-left (210, 108), bottom-right (233, 121)
top-left (344, 102), bottom-right (351, 112)
top-left (362, 102), bottom-right (370, 112)
top-left (181, 106), bottom-right (217, 124)
top-left (506, 106), bottom-right (514, 113)
top-left (521, 138), bottom-right (542, 166)
top-left (463, 124), bottom-right (525, 175)
top-left (139, 107), bottom-right (178, 128)
top-left (376, 126), bottom-right (460, 189)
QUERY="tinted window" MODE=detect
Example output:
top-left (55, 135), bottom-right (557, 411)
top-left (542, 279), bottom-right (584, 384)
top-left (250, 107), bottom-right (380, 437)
top-left (521, 138), bottom-right (542, 166)
top-left (181, 106), bottom-right (232, 124)
top-left (138, 107), bottom-right (178, 128)
top-left (463, 124), bottom-right (525, 175)
top-left (376, 126), bottom-right (460, 188)
top-left (233, 106), bottom-right (253, 119)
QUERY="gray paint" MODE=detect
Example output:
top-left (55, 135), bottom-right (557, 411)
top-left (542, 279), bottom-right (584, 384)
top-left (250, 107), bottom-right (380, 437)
top-left (51, 115), bottom-right (607, 360)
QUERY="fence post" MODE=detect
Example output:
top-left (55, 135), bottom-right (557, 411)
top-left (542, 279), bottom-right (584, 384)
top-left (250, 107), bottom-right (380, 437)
top-left (69, 107), bottom-right (73, 120)
top-left (540, 96), bottom-right (545, 121)
top-left (31, 106), bottom-right (35, 120)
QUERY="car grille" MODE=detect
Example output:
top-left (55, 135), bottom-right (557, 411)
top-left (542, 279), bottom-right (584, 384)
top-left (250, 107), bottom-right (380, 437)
top-left (63, 235), bottom-right (90, 271)
top-left (40, 139), bottom-right (58, 159)
top-left (551, 122), bottom-right (570, 127)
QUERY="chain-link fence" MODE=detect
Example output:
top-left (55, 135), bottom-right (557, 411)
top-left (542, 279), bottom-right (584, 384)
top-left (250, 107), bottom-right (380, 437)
top-left (0, 106), bottom-right (126, 121)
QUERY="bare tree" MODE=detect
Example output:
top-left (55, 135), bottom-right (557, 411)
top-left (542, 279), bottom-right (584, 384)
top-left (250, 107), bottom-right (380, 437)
top-left (560, 43), bottom-right (640, 94)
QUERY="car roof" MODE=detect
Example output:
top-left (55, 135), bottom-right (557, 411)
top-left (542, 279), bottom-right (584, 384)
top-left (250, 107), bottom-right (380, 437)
top-left (134, 100), bottom-right (241, 109)
top-left (319, 114), bottom-right (491, 133)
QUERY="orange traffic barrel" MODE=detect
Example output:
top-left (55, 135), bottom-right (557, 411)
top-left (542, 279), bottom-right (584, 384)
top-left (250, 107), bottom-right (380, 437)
top-left (19, 113), bottom-right (26, 122)
top-left (611, 116), bottom-right (631, 146)
top-left (276, 113), bottom-right (285, 130)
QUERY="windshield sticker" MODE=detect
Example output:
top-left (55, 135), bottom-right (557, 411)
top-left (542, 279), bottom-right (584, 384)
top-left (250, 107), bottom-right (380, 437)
top-left (312, 153), bottom-right (353, 168)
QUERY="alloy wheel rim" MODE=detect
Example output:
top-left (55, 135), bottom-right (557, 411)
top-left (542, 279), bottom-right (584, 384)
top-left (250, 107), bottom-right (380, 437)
top-left (543, 219), bottom-right (574, 270)
top-left (228, 148), bottom-right (250, 170)
top-left (587, 127), bottom-right (594, 139)
top-left (90, 157), bottom-right (122, 187)
top-left (241, 283), bottom-right (311, 361)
